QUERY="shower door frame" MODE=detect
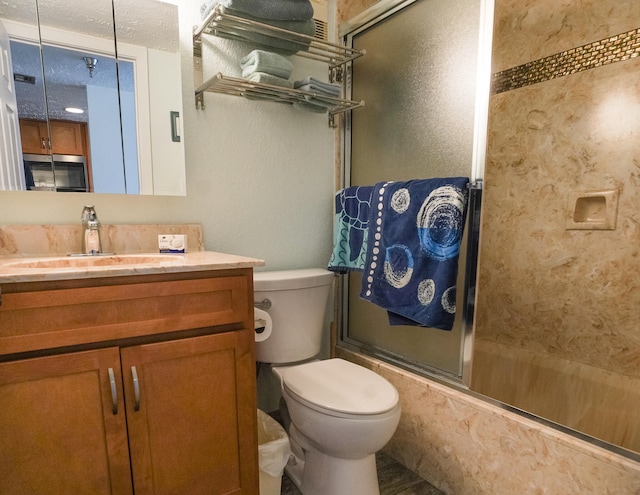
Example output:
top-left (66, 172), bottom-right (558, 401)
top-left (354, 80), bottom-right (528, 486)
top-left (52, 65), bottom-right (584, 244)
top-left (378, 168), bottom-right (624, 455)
top-left (336, 0), bottom-right (494, 387)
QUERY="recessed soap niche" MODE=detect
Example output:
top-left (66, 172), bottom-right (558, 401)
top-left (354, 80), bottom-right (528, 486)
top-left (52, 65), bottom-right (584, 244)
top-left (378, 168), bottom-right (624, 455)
top-left (565, 189), bottom-right (619, 230)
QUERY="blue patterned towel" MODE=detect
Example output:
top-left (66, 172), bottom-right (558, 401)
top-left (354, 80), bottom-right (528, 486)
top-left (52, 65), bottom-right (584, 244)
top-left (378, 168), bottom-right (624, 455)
top-left (328, 186), bottom-right (373, 272)
top-left (360, 178), bottom-right (469, 330)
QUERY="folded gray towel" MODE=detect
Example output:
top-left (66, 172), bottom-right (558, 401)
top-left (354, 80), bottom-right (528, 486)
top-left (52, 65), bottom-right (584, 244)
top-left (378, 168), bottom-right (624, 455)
top-left (303, 94), bottom-right (338, 108)
top-left (214, 8), bottom-right (315, 55)
top-left (240, 50), bottom-right (293, 79)
top-left (201, 1), bottom-right (215, 19)
top-left (296, 83), bottom-right (341, 97)
top-left (201, 0), bottom-right (313, 21)
top-left (243, 72), bottom-right (293, 101)
top-left (293, 101), bottom-right (328, 113)
top-left (294, 77), bottom-right (341, 96)
top-left (225, 8), bottom-right (315, 35)
top-left (247, 72), bottom-right (293, 88)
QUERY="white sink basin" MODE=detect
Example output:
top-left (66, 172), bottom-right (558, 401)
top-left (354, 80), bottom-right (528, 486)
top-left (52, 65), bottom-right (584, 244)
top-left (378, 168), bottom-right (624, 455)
top-left (3, 254), bottom-right (182, 269)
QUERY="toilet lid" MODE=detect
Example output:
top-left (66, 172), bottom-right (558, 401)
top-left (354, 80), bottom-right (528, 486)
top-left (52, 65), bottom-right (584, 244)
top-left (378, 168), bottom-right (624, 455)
top-left (281, 359), bottom-right (399, 415)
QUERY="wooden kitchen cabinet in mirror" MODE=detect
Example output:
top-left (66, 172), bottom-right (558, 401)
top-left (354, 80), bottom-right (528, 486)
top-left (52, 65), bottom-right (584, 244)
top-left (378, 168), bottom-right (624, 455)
top-left (19, 119), bottom-right (88, 156)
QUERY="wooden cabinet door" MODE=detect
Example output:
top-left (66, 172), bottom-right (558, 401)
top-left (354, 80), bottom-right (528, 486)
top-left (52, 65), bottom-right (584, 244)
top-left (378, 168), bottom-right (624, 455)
top-left (19, 120), bottom-right (49, 154)
top-left (0, 348), bottom-right (133, 495)
top-left (121, 331), bottom-right (259, 495)
top-left (50, 121), bottom-right (85, 155)
top-left (19, 119), bottom-right (87, 155)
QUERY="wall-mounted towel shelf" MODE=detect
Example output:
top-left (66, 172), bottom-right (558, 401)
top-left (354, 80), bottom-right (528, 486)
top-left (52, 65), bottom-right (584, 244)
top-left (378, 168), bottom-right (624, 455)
top-left (193, 5), bottom-right (365, 71)
top-left (193, 5), bottom-right (366, 127)
top-left (195, 73), bottom-right (364, 126)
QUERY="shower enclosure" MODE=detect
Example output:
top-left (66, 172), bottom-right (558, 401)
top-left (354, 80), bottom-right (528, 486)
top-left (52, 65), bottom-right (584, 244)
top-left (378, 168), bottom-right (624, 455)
top-left (339, 0), bottom-right (491, 383)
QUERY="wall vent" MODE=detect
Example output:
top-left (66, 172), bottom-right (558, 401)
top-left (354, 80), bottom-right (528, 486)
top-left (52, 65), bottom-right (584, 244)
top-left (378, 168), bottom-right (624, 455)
top-left (14, 73), bottom-right (35, 84)
top-left (314, 18), bottom-right (328, 41)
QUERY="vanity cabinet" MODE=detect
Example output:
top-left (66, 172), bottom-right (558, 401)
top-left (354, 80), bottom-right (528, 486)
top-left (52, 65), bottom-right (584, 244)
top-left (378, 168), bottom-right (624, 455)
top-left (0, 269), bottom-right (259, 495)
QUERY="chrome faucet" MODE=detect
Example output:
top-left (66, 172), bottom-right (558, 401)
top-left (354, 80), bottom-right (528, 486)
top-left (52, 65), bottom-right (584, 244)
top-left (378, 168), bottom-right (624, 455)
top-left (81, 205), bottom-right (102, 255)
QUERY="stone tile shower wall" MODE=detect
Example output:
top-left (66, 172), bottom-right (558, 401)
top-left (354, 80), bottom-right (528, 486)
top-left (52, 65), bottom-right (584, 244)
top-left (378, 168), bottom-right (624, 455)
top-left (473, 0), bottom-right (640, 452)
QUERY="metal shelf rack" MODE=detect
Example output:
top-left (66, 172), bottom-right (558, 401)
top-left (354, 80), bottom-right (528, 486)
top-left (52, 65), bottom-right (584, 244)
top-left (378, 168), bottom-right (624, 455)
top-left (193, 5), bottom-right (365, 126)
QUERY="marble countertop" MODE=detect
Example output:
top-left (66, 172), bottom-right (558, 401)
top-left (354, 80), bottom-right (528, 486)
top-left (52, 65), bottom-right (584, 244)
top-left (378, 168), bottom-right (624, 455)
top-left (0, 251), bottom-right (265, 283)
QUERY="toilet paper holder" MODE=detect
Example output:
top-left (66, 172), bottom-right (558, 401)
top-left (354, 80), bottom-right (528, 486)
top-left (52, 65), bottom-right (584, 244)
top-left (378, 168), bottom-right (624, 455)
top-left (253, 307), bottom-right (273, 342)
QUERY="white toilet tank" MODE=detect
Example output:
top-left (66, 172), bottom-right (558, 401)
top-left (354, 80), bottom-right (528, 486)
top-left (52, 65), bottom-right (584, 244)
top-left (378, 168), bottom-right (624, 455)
top-left (254, 269), bottom-right (334, 364)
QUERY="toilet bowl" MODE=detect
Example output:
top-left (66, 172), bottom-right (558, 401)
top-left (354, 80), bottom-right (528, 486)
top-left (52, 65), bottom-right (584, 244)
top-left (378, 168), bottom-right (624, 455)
top-left (277, 359), bottom-right (401, 495)
top-left (254, 269), bottom-right (401, 495)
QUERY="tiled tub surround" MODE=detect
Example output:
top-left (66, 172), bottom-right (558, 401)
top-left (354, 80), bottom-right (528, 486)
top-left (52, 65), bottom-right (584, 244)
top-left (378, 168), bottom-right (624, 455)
top-left (492, 27), bottom-right (640, 94)
top-left (337, 348), bottom-right (640, 494)
top-left (472, 340), bottom-right (640, 451)
top-left (490, 0), bottom-right (640, 74)
top-left (474, 0), bottom-right (640, 455)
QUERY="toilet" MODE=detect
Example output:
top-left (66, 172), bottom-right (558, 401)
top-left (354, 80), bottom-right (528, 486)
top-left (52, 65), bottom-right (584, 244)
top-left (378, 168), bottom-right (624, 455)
top-left (254, 269), bottom-right (401, 495)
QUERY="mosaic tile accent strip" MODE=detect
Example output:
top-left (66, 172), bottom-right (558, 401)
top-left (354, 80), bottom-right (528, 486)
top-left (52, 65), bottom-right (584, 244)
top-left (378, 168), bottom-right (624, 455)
top-left (492, 27), bottom-right (640, 94)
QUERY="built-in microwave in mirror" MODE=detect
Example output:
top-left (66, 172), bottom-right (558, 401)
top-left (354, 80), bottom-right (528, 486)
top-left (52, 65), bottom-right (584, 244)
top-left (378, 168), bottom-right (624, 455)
top-left (23, 153), bottom-right (88, 192)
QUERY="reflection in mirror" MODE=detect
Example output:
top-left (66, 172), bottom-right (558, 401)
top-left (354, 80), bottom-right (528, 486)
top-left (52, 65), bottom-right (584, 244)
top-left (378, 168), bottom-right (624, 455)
top-left (0, 0), bottom-right (185, 196)
top-left (113, 0), bottom-right (185, 196)
top-left (39, 45), bottom-right (133, 194)
top-left (0, 0), bottom-right (43, 191)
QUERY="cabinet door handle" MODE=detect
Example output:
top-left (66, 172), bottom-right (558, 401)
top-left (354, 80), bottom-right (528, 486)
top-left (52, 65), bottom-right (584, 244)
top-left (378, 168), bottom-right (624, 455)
top-left (170, 111), bottom-right (181, 142)
top-left (131, 366), bottom-right (140, 412)
top-left (108, 367), bottom-right (118, 415)
top-left (40, 137), bottom-right (46, 149)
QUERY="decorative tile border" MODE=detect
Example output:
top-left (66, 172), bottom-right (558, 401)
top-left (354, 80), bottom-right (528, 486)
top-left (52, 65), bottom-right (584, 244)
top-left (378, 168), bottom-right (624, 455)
top-left (492, 27), bottom-right (640, 94)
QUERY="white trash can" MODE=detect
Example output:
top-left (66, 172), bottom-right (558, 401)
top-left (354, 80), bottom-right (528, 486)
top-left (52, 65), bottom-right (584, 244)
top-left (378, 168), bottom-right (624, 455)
top-left (257, 409), bottom-right (292, 495)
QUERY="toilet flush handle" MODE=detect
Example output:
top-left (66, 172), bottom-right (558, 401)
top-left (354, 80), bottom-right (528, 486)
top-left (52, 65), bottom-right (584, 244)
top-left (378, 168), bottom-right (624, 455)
top-left (254, 299), bottom-right (272, 310)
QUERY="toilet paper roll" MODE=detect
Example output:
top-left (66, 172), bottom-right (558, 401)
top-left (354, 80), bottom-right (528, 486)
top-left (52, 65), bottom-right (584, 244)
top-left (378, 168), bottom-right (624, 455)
top-left (254, 308), bottom-right (273, 343)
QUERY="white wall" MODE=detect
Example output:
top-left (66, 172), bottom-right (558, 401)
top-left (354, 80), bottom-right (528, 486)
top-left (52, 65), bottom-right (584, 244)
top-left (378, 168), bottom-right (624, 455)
top-left (0, 0), bottom-right (335, 272)
top-left (86, 85), bottom-right (126, 194)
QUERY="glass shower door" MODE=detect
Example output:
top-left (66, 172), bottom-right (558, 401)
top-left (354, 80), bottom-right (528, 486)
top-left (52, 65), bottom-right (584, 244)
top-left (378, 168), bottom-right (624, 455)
top-left (342, 0), bottom-right (485, 380)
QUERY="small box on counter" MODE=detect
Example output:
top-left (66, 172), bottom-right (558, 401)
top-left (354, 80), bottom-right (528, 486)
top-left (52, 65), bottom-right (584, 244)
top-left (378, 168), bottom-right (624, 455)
top-left (158, 234), bottom-right (187, 253)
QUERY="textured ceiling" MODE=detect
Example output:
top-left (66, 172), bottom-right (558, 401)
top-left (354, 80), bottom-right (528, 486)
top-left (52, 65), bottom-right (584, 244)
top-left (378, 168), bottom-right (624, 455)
top-left (0, 0), bottom-right (178, 51)
top-left (12, 41), bottom-right (134, 122)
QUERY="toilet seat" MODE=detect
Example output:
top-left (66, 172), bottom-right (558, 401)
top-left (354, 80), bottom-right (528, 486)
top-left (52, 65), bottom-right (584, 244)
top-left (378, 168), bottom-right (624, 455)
top-left (280, 359), bottom-right (399, 417)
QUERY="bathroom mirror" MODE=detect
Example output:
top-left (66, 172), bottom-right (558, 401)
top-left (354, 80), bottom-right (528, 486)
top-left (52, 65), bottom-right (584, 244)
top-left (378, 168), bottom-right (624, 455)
top-left (0, 0), bottom-right (185, 195)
